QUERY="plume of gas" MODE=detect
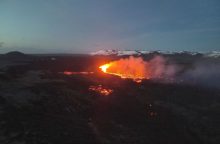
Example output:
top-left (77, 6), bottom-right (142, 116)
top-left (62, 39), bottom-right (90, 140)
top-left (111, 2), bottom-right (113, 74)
top-left (179, 61), bottom-right (220, 88)
top-left (149, 56), bottom-right (178, 79)
top-left (100, 55), bottom-right (220, 88)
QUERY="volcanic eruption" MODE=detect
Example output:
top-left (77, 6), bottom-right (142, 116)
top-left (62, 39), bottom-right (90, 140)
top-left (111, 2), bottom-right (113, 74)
top-left (99, 56), bottom-right (177, 82)
top-left (99, 56), bottom-right (150, 82)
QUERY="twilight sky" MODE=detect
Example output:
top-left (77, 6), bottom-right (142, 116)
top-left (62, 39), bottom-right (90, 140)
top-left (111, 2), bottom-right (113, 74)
top-left (0, 0), bottom-right (220, 53)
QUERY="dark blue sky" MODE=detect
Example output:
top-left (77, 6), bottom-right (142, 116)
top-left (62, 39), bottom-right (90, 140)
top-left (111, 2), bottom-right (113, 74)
top-left (0, 0), bottom-right (220, 53)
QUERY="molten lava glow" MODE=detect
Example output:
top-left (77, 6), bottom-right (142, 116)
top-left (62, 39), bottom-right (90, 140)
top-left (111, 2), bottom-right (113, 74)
top-left (89, 85), bottom-right (113, 96)
top-left (63, 71), bottom-right (94, 75)
top-left (99, 64), bottom-right (111, 73)
top-left (99, 56), bottom-right (150, 82)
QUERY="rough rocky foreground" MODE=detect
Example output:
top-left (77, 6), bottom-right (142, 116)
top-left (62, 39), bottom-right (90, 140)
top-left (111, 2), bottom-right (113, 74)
top-left (0, 54), bottom-right (220, 144)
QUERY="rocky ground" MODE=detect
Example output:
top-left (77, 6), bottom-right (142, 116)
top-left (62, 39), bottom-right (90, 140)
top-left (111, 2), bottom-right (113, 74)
top-left (0, 53), bottom-right (220, 144)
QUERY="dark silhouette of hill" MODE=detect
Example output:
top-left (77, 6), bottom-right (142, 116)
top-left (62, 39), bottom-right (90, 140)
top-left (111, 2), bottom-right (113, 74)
top-left (0, 51), bottom-right (33, 61)
top-left (5, 51), bottom-right (26, 57)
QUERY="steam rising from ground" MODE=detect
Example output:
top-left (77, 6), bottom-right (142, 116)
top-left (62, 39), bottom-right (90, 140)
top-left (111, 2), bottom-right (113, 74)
top-left (101, 56), bottom-right (220, 88)
top-left (148, 56), bottom-right (178, 79)
top-left (179, 62), bottom-right (220, 88)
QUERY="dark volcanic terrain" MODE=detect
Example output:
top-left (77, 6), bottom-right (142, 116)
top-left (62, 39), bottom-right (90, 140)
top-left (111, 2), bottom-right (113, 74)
top-left (0, 52), bottom-right (220, 144)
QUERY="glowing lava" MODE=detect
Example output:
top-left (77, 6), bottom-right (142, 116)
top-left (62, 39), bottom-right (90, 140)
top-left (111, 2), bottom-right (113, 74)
top-left (99, 56), bottom-right (150, 82)
top-left (99, 64), bottom-right (111, 73)
top-left (89, 85), bottom-right (113, 96)
top-left (63, 71), bottom-right (94, 75)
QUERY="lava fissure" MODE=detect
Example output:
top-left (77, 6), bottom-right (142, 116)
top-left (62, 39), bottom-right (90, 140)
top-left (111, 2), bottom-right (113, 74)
top-left (99, 56), bottom-right (178, 82)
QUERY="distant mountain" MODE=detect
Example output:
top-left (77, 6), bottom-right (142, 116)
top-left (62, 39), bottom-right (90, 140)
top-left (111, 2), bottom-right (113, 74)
top-left (5, 51), bottom-right (26, 57)
top-left (90, 50), bottom-right (220, 58)
top-left (205, 51), bottom-right (220, 58)
top-left (2, 51), bottom-right (29, 60)
top-left (91, 50), bottom-right (201, 56)
top-left (90, 50), bottom-right (118, 55)
top-left (90, 50), bottom-right (159, 56)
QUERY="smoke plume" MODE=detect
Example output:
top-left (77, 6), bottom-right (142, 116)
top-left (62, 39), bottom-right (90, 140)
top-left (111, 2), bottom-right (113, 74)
top-left (105, 56), bottom-right (179, 80)
top-left (102, 55), bottom-right (220, 89)
top-left (179, 61), bottom-right (220, 88)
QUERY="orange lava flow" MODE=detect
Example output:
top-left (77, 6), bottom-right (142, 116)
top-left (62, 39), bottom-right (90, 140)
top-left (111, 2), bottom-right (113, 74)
top-left (99, 56), bottom-right (150, 83)
top-left (63, 71), bottom-right (94, 75)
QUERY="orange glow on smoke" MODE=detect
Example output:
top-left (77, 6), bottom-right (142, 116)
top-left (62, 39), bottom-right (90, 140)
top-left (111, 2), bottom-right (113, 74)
top-left (99, 56), bottom-right (150, 82)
